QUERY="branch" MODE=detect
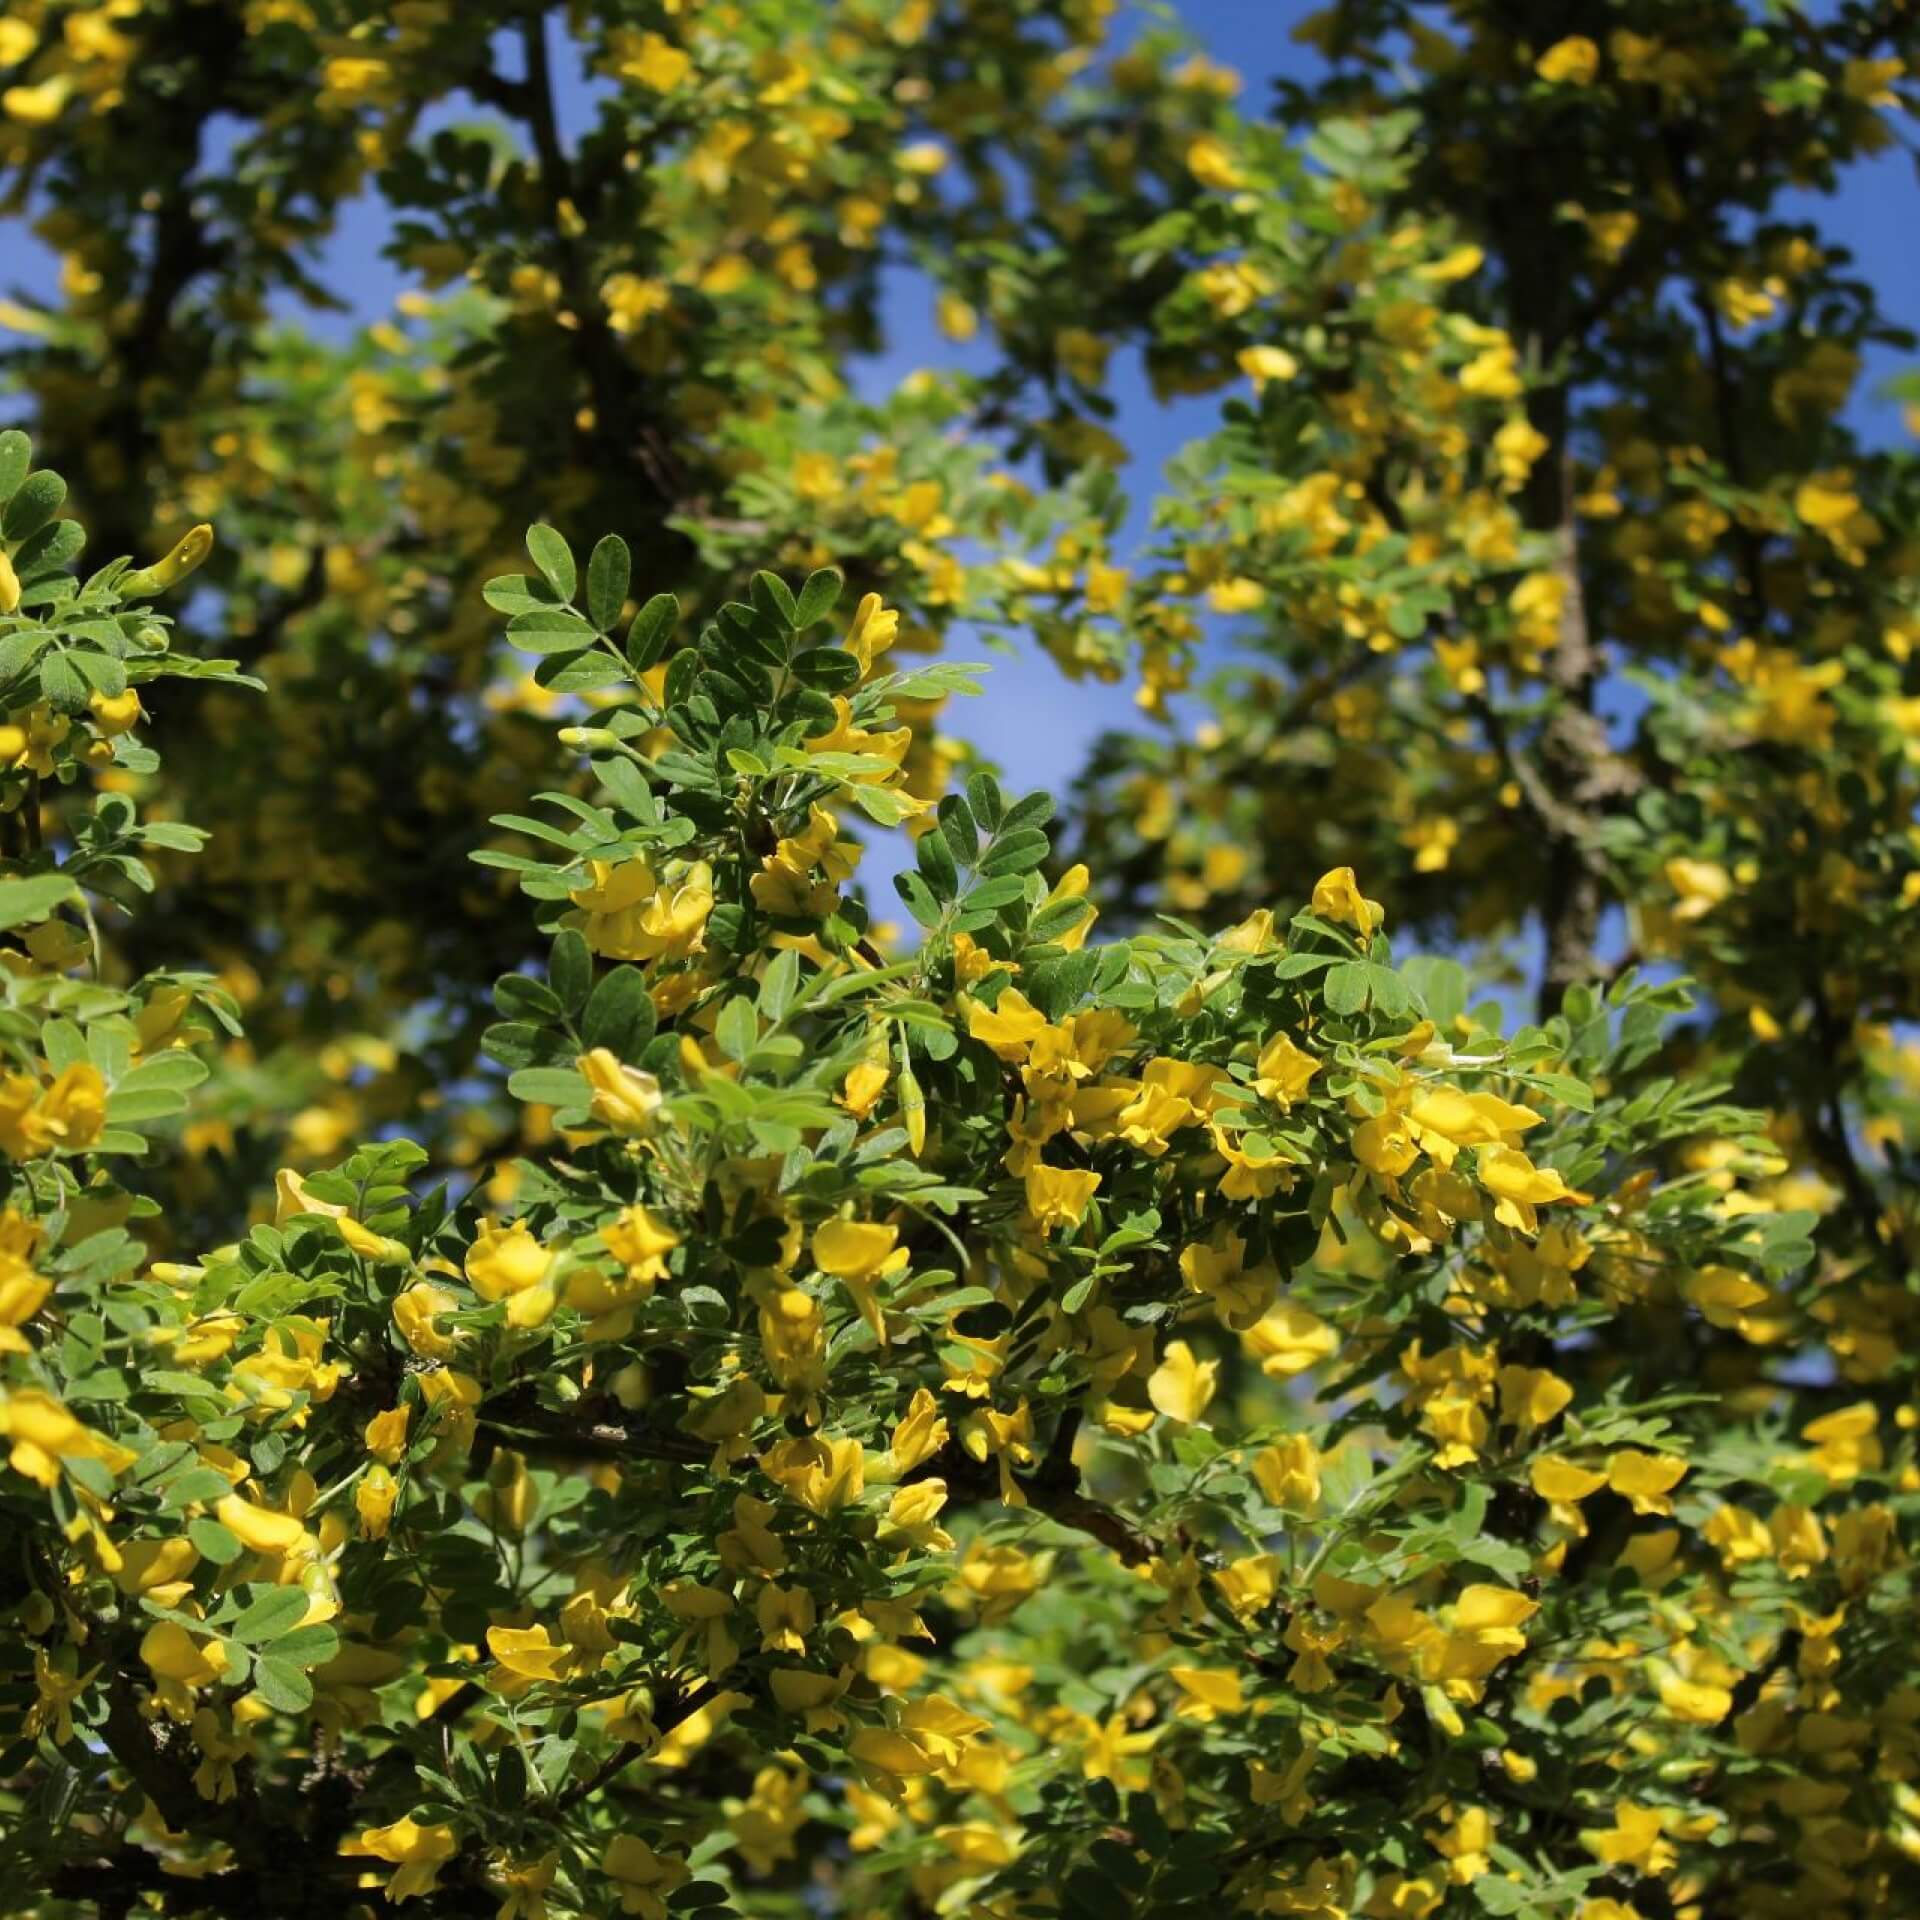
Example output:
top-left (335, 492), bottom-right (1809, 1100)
top-left (555, 1677), bottom-right (723, 1812)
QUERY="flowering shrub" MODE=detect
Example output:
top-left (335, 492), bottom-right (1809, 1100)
top-left (3, 451), bottom-right (1913, 1919)
top-left (3, 2), bottom-right (1920, 1916)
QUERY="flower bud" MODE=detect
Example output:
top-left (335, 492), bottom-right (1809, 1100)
top-left (121, 524), bottom-right (214, 597)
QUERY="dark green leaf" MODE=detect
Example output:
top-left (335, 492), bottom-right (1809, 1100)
top-left (582, 965), bottom-right (655, 1056)
top-left (751, 569), bottom-right (800, 627)
top-left (3, 468), bottom-right (66, 544)
top-left (587, 534), bottom-right (632, 632)
top-left (793, 567), bottom-right (844, 627)
top-left (628, 593), bottom-right (680, 671)
top-left (549, 929), bottom-right (592, 1014)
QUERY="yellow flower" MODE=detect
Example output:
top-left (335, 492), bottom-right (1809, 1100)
top-left (1653, 1662), bottom-right (1731, 1725)
top-left (1242, 1301), bottom-right (1337, 1377)
top-left (604, 1206), bottom-right (679, 1287)
top-left (0, 1063), bottom-right (107, 1159)
top-left (813, 1217), bottom-right (907, 1339)
top-left (1252, 1435), bottom-right (1321, 1511)
top-left (1023, 1162), bottom-right (1100, 1235)
top-left (465, 1220), bottom-right (552, 1315)
top-left (1170, 1666), bottom-right (1243, 1718)
top-left (1495, 1364), bottom-right (1572, 1430)
top-left (601, 1835), bottom-right (690, 1918)
top-left (1415, 243), bottom-right (1485, 283)
top-left (760, 1433), bottom-right (866, 1515)
top-left (1237, 344), bottom-right (1298, 390)
top-left (494, 1852), bottom-right (558, 1920)
top-left (1253, 1031), bottom-right (1320, 1108)
top-left (1148, 1339), bottom-right (1218, 1425)
top-left (840, 1059), bottom-right (889, 1118)
top-left (3, 79), bottom-right (72, 125)
top-left (813, 1218), bottom-right (900, 1282)
top-left (1842, 56), bottom-right (1904, 107)
top-left (1185, 134), bottom-right (1245, 190)
top-left (1605, 1449), bottom-right (1687, 1516)
top-left (1477, 1147), bottom-right (1590, 1233)
top-left (487, 1623), bottom-right (572, 1686)
top-left (341, 1818), bottom-right (459, 1903)
top-left (87, 688), bottom-right (142, 737)
top-left (578, 1048), bottom-right (663, 1134)
top-left (886, 1388), bottom-right (949, 1476)
top-left (1664, 856), bottom-right (1731, 920)
top-left (805, 699), bottom-right (913, 782)
top-left (393, 1283), bottom-right (460, 1359)
top-left (966, 987), bottom-right (1049, 1060)
top-left (1795, 471), bottom-right (1862, 533)
top-left (140, 1621), bottom-right (228, 1689)
top-left (0, 1211), bottom-right (48, 1354)
top-left (844, 591), bottom-right (900, 675)
top-left (570, 858), bottom-right (713, 963)
top-left (215, 1492), bottom-right (311, 1555)
top-left (0, 1387), bottom-right (137, 1487)
top-left (1579, 1802), bottom-right (1674, 1875)
top-left (1530, 1456), bottom-right (1606, 1503)
top-left (612, 29), bottom-right (692, 92)
top-left (1535, 35), bottom-right (1599, 85)
top-left (356, 1464), bottom-right (398, 1539)
top-left (1769, 1502), bottom-right (1827, 1578)
top-left (1310, 865), bottom-right (1384, 939)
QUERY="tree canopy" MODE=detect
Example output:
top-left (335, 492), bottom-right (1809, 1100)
top-left (2, 5), bottom-right (1919, 1919)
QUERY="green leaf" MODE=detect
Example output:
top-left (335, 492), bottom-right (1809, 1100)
top-left (627, 593), bottom-right (679, 671)
top-left (0, 430), bottom-right (29, 506)
top-left (549, 929), bottom-right (592, 1014)
top-left (916, 824), bottom-right (958, 902)
top-left (69, 649), bottom-right (126, 697)
top-left (251, 1658), bottom-right (315, 1714)
top-left (793, 567), bottom-right (844, 628)
top-left (715, 994), bottom-right (757, 1063)
top-left (136, 822), bottom-right (209, 853)
top-left (114, 1053), bottom-right (209, 1093)
top-left (846, 784), bottom-right (919, 827)
top-left (161, 1467), bottom-right (232, 1510)
top-left (525, 524), bottom-right (576, 602)
top-left (481, 574), bottom-right (562, 616)
top-left (893, 869), bottom-right (942, 930)
top-left (272, 1623), bottom-right (341, 1667)
top-left (187, 1518), bottom-right (243, 1565)
top-left (978, 828), bottom-right (1049, 877)
top-left (758, 947), bottom-right (801, 1021)
top-left (582, 965), bottom-right (655, 1056)
top-left (1525, 1071), bottom-right (1595, 1113)
top-left (1323, 962), bottom-right (1370, 1016)
top-left (507, 607), bottom-right (598, 653)
top-left (2, 468), bottom-right (66, 544)
top-left (105, 1089), bottom-right (189, 1124)
top-left (587, 534), bottom-right (632, 632)
top-left (230, 1586), bottom-right (311, 1644)
top-left (0, 629), bottom-right (49, 683)
top-left (0, 873), bottom-right (79, 930)
top-left (751, 569), bottom-right (800, 627)
top-left (966, 771), bottom-right (1004, 832)
top-left (39, 651), bottom-right (86, 713)
top-left (507, 1067), bottom-right (590, 1106)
